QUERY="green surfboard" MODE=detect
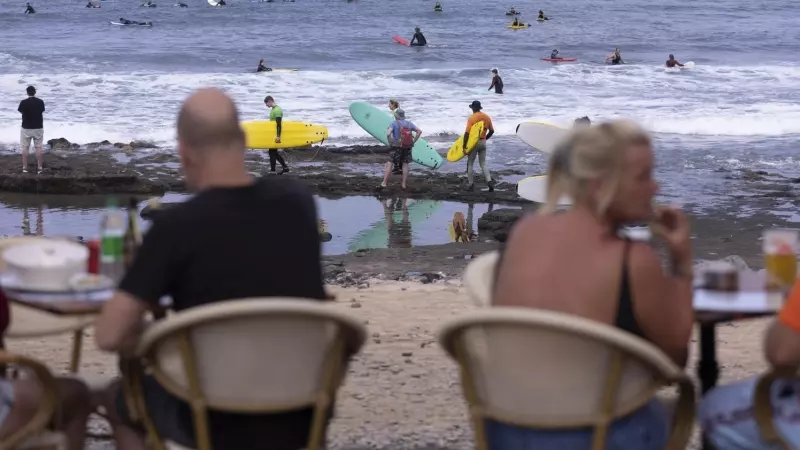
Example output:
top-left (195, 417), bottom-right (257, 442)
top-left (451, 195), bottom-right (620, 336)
top-left (348, 102), bottom-right (444, 169)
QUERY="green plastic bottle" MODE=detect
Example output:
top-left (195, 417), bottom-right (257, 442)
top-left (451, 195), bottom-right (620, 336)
top-left (100, 197), bottom-right (125, 280)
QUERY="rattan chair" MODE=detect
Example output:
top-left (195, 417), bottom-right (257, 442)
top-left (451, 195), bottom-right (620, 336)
top-left (462, 251), bottom-right (499, 307)
top-left (0, 352), bottom-right (67, 449)
top-left (127, 298), bottom-right (367, 450)
top-left (753, 367), bottom-right (796, 450)
top-left (439, 308), bottom-right (696, 450)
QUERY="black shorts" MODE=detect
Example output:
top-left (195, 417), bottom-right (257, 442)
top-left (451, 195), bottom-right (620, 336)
top-left (116, 375), bottom-right (323, 450)
top-left (390, 147), bottom-right (412, 166)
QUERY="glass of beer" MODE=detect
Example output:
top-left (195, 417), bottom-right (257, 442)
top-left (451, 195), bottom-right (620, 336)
top-left (763, 228), bottom-right (799, 288)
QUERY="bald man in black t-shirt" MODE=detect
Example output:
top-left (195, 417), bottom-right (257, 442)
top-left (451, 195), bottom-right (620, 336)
top-left (95, 88), bottom-right (327, 450)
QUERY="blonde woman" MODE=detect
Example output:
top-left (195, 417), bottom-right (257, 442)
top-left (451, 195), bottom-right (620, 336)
top-left (491, 121), bottom-right (694, 449)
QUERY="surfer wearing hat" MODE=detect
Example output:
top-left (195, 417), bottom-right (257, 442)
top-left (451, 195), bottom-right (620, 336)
top-left (264, 95), bottom-right (289, 174)
top-left (488, 69), bottom-right (503, 94)
top-left (410, 27), bottom-right (427, 47)
top-left (463, 101), bottom-right (496, 192)
top-left (378, 109), bottom-right (421, 191)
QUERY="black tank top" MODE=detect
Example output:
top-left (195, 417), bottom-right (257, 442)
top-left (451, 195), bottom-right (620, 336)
top-left (493, 240), bottom-right (646, 339)
top-left (615, 240), bottom-right (645, 338)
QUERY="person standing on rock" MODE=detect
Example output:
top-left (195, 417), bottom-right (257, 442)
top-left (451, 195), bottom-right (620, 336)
top-left (378, 109), bottom-right (421, 191)
top-left (264, 95), bottom-right (289, 175)
top-left (388, 99), bottom-right (402, 174)
top-left (463, 100), bottom-right (495, 192)
top-left (18, 85), bottom-right (45, 174)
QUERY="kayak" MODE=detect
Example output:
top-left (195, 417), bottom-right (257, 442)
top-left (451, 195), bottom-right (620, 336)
top-left (392, 35), bottom-right (410, 46)
top-left (541, 57), bottom-right (577, 62)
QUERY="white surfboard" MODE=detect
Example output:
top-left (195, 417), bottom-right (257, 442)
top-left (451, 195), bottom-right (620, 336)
top-left (208, 0), bottom-right (219, 5)
top-left (683, 61), bottom-right (695, 68)
top-left (517, 175), bottom-right (572, 206)
top-left (515, 121), bottom-right (569, 154)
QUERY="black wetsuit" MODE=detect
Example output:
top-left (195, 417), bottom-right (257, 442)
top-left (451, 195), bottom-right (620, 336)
top-left (550, 50), bottom-right (559, 59)
top-left (257, 64), bottom-right (271, 72)
top-left (666, 59), bottom-right (682, 68)
top-left (489, 75), bottom-right (503, 94)
top-left (120, 18), bottom-right (133, 24)
top-left (410, 32), bottom-right (427, 46)
top-left (24, 5), bottom-right (35, 13)
top-left (611, 52), bottom-right (623, 65)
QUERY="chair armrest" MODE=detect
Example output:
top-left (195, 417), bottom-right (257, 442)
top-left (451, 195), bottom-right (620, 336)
top-left (665, 375), bottom-right (695, 450)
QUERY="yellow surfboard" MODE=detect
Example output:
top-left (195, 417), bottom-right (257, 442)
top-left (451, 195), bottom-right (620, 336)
top-left (241, 121), bottom-right (328, 150)
top-left (446, 122), bottom-right (484, 162)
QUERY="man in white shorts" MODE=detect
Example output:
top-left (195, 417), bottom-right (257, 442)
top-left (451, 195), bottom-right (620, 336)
top-left (18, 85), bottom-right (45, 174)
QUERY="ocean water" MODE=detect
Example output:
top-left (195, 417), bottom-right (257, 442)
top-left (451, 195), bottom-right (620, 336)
top-left (1, 0), bottom-right (799, 211)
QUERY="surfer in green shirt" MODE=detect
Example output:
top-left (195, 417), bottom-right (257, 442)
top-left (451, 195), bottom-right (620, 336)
top-left (264, 95), bottom-right (289, 174)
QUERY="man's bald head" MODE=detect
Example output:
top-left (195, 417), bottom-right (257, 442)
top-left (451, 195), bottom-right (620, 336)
top-left (177, 88), bottom-right (245, 153)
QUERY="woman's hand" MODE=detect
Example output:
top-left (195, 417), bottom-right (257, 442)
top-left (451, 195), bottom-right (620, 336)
top-left (651, 205), bottom-right (692, 263)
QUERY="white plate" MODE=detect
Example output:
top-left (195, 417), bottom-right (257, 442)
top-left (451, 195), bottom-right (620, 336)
top-left (0, 273), bottom-right (113, 294)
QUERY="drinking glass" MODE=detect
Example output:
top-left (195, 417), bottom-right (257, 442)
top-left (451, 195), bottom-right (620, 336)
top-left (763, 228), bottom-right (799, 288)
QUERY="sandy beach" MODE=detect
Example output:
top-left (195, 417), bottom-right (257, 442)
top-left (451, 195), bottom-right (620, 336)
top-left (5, 278), bottom-right (773, 450)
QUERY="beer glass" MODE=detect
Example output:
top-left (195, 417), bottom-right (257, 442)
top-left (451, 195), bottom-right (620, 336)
top-left (763, 228), bottom-right (799, 288)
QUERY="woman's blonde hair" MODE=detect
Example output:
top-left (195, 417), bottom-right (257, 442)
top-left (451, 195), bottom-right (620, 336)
top-left (541, 120), bottom-right (651, 216)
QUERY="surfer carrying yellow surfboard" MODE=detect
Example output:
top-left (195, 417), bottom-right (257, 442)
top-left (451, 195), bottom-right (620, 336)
top-left (463, 101), bottom-right (496, 192)
top-left (264, 95), bottom-right (289, 174)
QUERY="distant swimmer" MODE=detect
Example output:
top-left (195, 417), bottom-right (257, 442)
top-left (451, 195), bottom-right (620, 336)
top-left (605, 47), bottom-right (624, 65)
top-left (666, 54), bottom-right (684, 68)
top-left (410, 27), bottom-right (427, 46)
top-left (86, 1), bottom-right (101, 7)
top-left (119, 17), bottom-right (151, 25)
top-left (537, 10), bottom-right (548, 20)
top-left (434, 1), bottom-right (442, 11)
top-left (573, 116), bottom-right (591, 127)
top-left (176, 2), bottom-right (188, 6)
top-left (257, 59), bottom-right (271, 72)
top-left (24, 2), bottom-right (35, 13)
top-left (489, 69), bottom-right (503, 94)
top-left (506, 7), bottom-right (518, 15)
top-left (141, 0), bottom-right (156, 6)
top-left (550, 49), bottom-right (559, 59)
top-left (218, 0), bottom-right (227, 4)
top-left (511, 17), bottom-right (522, 26)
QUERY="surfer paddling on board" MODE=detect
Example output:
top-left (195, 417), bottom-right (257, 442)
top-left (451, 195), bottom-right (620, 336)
top-left (605, 48), bottom-right (624, 65)
top-left (24, 2), bottom-right (35, 13)
top-left (463, 101), bottom-right (496, 192)
top-left (263, 96), bottom-right (290, 174)
top-left (378, 109), bottom-right (421, 191)
top-left (410, 27), bottom-right (427, 47)
top-left (488, 69), bottom-right (503, 94)
top-left (550, 49), bottom-right (560, 59)
top-left (257, 59), bottom-right (271, 72)
top-left (666, 54), bottom-right (684, 68)
top-left (537, 10), bottom-right (548, 20)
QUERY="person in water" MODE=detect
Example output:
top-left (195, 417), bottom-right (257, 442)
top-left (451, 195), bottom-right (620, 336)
top-left (665, 54), bottom-right (684, 68)
top-left (264, 95), bottom-right (289, 174)
top-left (489, 69), bottom-right (503, 94)
top-left (508, 7), bottom-right (516, 14)
top-left (550, 49), bottom-right (559, 59)
top-left (434, 1), bottom-right (442, 10)
top-left (141, 0), bottom-right (155, 6)
top-left (538, 9), bottom-right (548, 20)
top-left (218, 0), bottom-right (227, 4)
top-left (511, 17), bottom-right (522, 26)
top-left (573, 116), bottom-right (591, 127)
top-left (257, 59), bottom-right (271, 72)
top-left (410, 27), bottom-right (427, 46)
top-left (177, 2), bottom-right (188, 6)
top-left (24, 2), bottom-right (35, 13)
top-left (606, 47), bottom-right (624, 65)
top-left (119, 17), bottom-right (132, 24)
top-left (86, 1), bottom-right (99, 7)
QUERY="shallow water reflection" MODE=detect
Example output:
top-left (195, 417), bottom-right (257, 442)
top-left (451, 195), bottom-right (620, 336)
top-left (0, 193), bottom-right (515, 255)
